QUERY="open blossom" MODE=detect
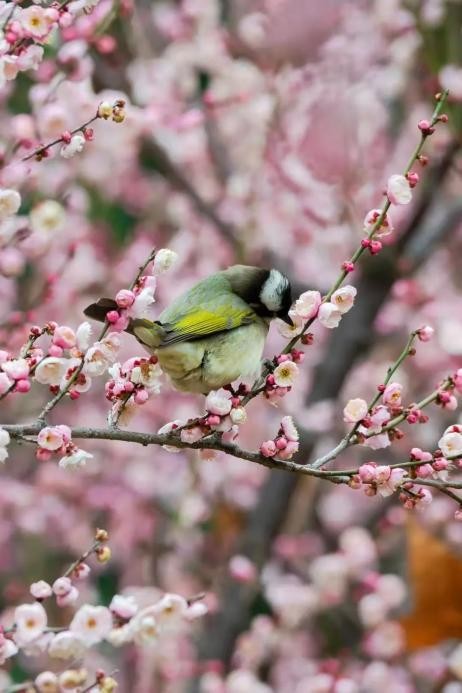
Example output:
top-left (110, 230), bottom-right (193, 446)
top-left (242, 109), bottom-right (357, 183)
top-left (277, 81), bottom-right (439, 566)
top-left (130, 361), bottom-right (162, 390)
top-left (110, 594), bottom-right (138, 620)
top-left (30, 200), bottom-right (66, 236)
top-left (318, 302), bottom-right (342, 328)
top-left (153, 248), bottom-right (178, 274)
top-left (131, 611), bottom-right (160, 645)
top-left (382, 382), bottom-right (403, 407)
top-left (2, 358), bottom-right (29, 380)
top-left (37, 426), bottom-right (67, 451)
top-left (206, 389), bottom-right (232, 416)
top-left (376, 466), bottom-right (407, 497)
top-left (0, 371), bottom-right (13, 395)
top-left (0, 632), bottom-right (18, 666)
top-left (35, 671), bottom-right (59, 692)
top-left (438, 430), bottom-right (462, 458)
top-left (387, 174), bottom-right (412, 205)
top-left (48, 631), bottom-right (86, 660)
top-left (75, 322), bottom-right (92, 351)
top-left (52, 326), bottom-right (76, 350)
top-left (277, 310), bottom-right (303, 339)
top-left (20, 5), bottom-right (51, 38)
top-left (130, 286), bottom-right (156, 318)
top-left (0, 189), bottom-right (21, 221)
top-left (34, 357), bottom-right (68, 385)
top-left (70, 604), bottom-right (112, 645)
top-left (14, 602), bottom-right (47, 646)
top-left (281, 415), bottom-right (299, 441)
top-left (293, 290), bottom-right (322, 319)
top-left (364, 208), bottom-right (394, 237)
top-left (30, 580), bottom-right (52, 600)
top-left (60, 134), bottom-right (85, 159)
top-left (151, 593), bottom-right (188, 630)
top-left (343, 398), bottom-right (368, 423)
top-left (59, 448), bottom-right (93, 470)
top-left (331, 286), bottom-right (357, 314)
top-left (273, 360), bottom-right (299, 387)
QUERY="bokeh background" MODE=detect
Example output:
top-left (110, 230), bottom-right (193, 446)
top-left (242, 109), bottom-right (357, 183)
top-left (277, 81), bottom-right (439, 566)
top-left (2, 0), bottom-right (462, 690)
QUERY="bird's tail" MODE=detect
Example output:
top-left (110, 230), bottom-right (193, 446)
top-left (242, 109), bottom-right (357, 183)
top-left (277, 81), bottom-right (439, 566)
top-left (83, 298), bottom-right (164, 349)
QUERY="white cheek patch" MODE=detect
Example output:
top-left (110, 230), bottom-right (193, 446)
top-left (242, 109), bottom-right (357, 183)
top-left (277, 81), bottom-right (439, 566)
top-left (260, 269), bottom-right (286, 312)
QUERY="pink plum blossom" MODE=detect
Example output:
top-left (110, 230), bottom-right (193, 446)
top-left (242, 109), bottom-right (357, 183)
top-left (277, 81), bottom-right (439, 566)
top-left (293, 290), bottom-right (322, 319)
top-left (386, 174), bottom-right (412, 205)
top-left (331, 286), bottom-right (357, 314)
top-left (318, 302), bottom-right (342, 328)
top-left (382, 382), bottom-right (403, 407)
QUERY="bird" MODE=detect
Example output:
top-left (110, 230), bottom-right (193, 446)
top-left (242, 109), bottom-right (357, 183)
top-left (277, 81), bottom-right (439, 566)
top-left (84, 265), bottom-right (293, 394)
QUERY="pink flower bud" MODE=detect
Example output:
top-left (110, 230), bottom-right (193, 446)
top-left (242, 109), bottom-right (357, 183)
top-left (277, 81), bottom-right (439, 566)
top-left (36, 448), bottom-right (52, 462)
top-left (417, 325), bottom-right (434, 342)
top-left (406, 171), bottom-right (419, 188)
top-left (432, 459), bottom-right (448, 472)
top-left (115, 289), bottom-right (135, 309)
top-left (260, 440), bottom-right (277, 457)
top-left (106, 310), bottom-right (120, 324)
top-left (73, 562), bottom-right (91, 580)
top-left (418, 119), bottom-right (434, 135)
top-left (369, 240), bottom-right (383, 255)
top-left (134, 389), bottom-right (149, 405)
top-left (206, 415), bottom-right (221, 427)
top-left (342, 261), bottom-right (355, 273)
top-left (275, 437), bottom-right (288, 450)
top-left (15, 379), bottom-right (31, 393)
top-left (48, 344), bottom-right (63, 357)
top-left (415, 464), bottom-right (433, 478)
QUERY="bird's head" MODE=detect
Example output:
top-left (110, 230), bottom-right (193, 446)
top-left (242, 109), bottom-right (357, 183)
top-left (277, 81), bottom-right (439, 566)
top-left (259, 268), bottom-right (294, 325)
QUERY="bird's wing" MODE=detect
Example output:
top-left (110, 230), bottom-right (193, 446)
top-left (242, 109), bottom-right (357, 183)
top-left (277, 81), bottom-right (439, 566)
top-left (157, 303), bottom-right (256, 346)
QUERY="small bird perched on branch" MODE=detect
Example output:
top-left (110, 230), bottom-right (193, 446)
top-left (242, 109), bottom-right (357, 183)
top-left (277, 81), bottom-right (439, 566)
top-left (84, 265), bottom-right (293, 394)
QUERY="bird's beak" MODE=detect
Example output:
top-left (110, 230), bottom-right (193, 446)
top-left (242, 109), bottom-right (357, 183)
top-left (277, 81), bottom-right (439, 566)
top-left (281, 313), bottom-right (294, 326)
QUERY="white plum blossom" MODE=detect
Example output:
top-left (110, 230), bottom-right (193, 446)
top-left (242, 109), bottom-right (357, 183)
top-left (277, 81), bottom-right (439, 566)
top-left (2, 358), bottom-right (29, 380)
top-left (206, 390), bottom-right (232, 416)
top-left (48, 630), bottom-right (87, 659)
top-left (343, 398), bottom-right (368, 423)
top-left (331, 286), bottom-right (357, 314)
top-left (151, 593), bottom-right (188, 631)
top-left (20, 5), bottom-right (50, 39)
top-left (0, 189), bottom-right (21, 221)
top-left (76, 321), bottom-right (93, 351)
top-left (84, 346), bottom-right (110, 377)
top-left (60, 134), bottom-right (85, 159)
top-left (273, 361), bottom-right (299, 387)
top-left (318, 302), bottom-right (342, 328)
top-left (130, 361), bottom-right (162, 390)
top-left (109, 594), bottom-right (138, 620)
top-left (386, 174), bottom-right (412, 205)
top-left (0, 634), bottom-right (18, 666)
top-left (69, 604), bottom-right (112, 645)
top-left (438, 430), bottom-right (462, 458)
top-left (153, 248), bottom-right (178, 274)
top-left (58, 448), bottom-right (93, 470)
top-left (230, 407), bottom-right (247, 425)
top-left (131, 610), bottom-right (160, 645)
top-left (14, 602), bottom-right (47, 646)
top-left (157, 420), bottom-right (183, 453)
top-left (34, 357), bottom-right (69, 386)
top-left (130, 286), bottom-right (156, 318)
top-left (281, 415), bottom-right (299, 441)
top-left (29, 200), bottom-right (66, 236)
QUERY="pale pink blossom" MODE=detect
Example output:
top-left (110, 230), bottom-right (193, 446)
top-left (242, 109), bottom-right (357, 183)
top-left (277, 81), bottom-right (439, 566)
top-left (109, 594), bottom-right (138, 620)
top-left (382, 382), bottom-right (403, 407)
top-left (2, 358), bottom-right (29, 380)
top-left (14, 602), bottom-right (47, 646)
top-left (260, 440), bottom-right (277, 457)
top-left (277, 440), bottom-right (299, 460)
top-left (157, 420), bottom-right (183, 453)
top-left (20, 5), bottom-right (50, 38)
top-left (0, 372), bottom-right (13, 395)
top-left (363, 208), bottom-right (394, 237)
top-left (52, 326), bottom-right (76, 350)
top-left (83, 346), bottom-right (110, 377)
top-left (387, 174), bottom-right (412, 205)
top-left (438, 430), bottom-right (462, 458)
top-left (229, 555), bottom-right (257, 583)
top-left (0, 633), bottom-right (18, 666)
top-left (376, 467), bottom-right (406, 497)
top-left (343, 398), bottom-right (368, 423)
top-left (318, 302), bottom-right (342, 328)
top-left (0, 189), bottom-right (21, 221)
top-left (130, 286), bottom-right (156, 318)
top-left (273, 360), bottom-right (299, 387)
top-left (331, 286), bottom-right (357, 314)
top-left (30, 580), bottom-right (52, 600)
top-left (281, 415), bottom-right (299, 441)
top-left (206, 390), bottom-right (232, 416)
top-left (293, 290), bottom-right (322, 319)
top-left (365, 621), bottom-right (405, 659)
top-left (34, 357), bottom-right (68, 385)
top-left (52, 577), bottom-right (72, 597)
top-left (153, 248), bottom-right (178, 274)
top-left (37, 426), bottom-right (66, 451)
top-left (0, 56), bottom-right (19, 86)
top-left (48, 630), bottom-right (86, 659)
top-left (358, 593), bottom-right (388, 627)
top-left (70, 604), bottom-right (112, 645)
top-left (60, 134), bottom-right (85, 159)
top-left (362, 432), bottom-right (391, 450)
top-left (56, 587), bottom-right (79, 607)
top-left (131, 610), bottom-right (160, 645)
top-left (75, 322), bottom-right (92, 351)
top-left (58, 448), bottom-right (93, 470)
